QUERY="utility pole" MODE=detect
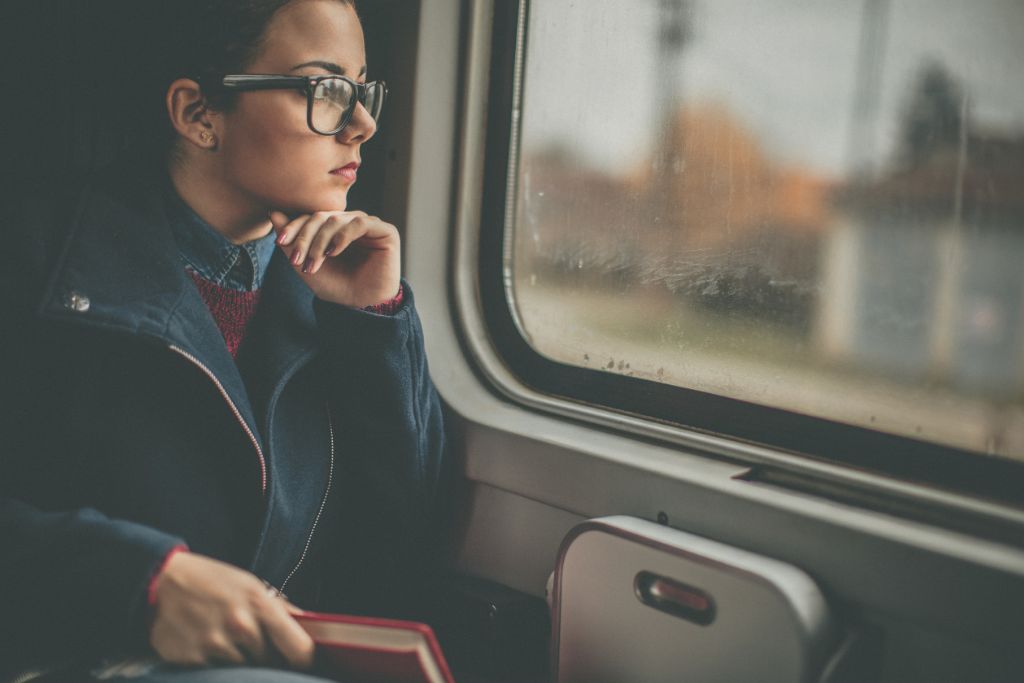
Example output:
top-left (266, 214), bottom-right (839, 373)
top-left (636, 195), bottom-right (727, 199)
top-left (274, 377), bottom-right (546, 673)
top-left (654, 0), bottom-right (691, 176)
top-left (652, 0), bottom-right (692, 239)
top-left (847, 0), bottom-right (891, 181)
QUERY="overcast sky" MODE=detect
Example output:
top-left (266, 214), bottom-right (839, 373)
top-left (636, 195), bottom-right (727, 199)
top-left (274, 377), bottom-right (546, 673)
top-left (520, 0), bottom-right (1024, 178)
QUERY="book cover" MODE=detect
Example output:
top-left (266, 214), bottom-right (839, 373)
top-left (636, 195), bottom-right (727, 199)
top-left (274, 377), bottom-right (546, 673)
top-left (293, 610), bottom-right (456, 683)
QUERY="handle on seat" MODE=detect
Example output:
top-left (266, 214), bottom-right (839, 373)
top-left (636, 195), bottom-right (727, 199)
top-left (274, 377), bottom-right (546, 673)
top-left (634, 571), bottom-right (716, 626)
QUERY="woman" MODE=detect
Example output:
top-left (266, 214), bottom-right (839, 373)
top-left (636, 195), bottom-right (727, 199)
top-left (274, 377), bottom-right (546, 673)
top-left (0, 0), bottom-right (447, 680)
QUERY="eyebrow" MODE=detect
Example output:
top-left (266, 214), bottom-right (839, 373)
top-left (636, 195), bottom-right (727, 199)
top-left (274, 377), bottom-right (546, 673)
top-left (290, 60), bottom-right (367, 77)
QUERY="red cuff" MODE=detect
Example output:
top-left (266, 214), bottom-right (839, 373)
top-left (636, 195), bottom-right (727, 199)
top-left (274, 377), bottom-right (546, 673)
top-left (147, 545), bottom-right (188, 615)
top-left (362, 284), bottom-right (404, 316)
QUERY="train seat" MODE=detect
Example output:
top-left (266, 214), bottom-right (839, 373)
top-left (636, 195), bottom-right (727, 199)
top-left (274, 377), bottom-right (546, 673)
top-left (550, 516), bottom-right (845, 683)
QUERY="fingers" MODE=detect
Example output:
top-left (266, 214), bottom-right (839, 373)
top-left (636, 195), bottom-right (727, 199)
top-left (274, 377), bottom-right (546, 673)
top-left (273, 214), bottom-right (315, 267)
top-left (206, 635), bottom-right (248, 666)
top-left (273, 211), bottom-right (361, 249)
top-left (271, 210), bottom-right (399, 275)
top-left (308, 217), bottom-right (366, 273)
top-left (284, 601), bottom-right (308, 617)
top-left (294, 214), bottom-right (347, 273)
top-left (224, 605), bottom-right (268, 664)
top-left (149, 552), bottom-right (303, 669)
top-left (259, 597), bottom-right (316, 670)
top-left (151, 619), bottom-right (249, 668)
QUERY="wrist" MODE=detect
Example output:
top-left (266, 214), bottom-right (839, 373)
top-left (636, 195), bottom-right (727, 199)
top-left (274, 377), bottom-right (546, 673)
top-left (148, 545), bottom-right (188, 614)
top-left (362, 283), bottom-right (404, 315)
top-left (313, 281), bottom-right (403, 310)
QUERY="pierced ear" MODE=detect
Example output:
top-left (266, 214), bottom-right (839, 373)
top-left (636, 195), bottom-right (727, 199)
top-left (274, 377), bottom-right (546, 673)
top-left (183, 96), bottom-right (209, 122)
top-left (166, 78), bottom-right (218, 150)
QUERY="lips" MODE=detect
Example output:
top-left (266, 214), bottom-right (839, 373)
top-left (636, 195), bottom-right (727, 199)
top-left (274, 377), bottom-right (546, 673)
top-left (329, 162), bottom-right (359, 182)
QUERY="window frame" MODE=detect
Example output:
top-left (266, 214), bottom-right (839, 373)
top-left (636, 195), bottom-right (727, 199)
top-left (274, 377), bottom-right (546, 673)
top-left (472, 0), bottom-right (1024, 512)
top-left (398, 0), bottom-right (1024, 654)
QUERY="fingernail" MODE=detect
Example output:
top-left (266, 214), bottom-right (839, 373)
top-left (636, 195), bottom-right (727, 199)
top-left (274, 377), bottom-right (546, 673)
top-left (303, 257), bottom-right (314, 273)
top-left (276, 233), bottom-right (287, 245)
top-left (293, 251), bottom-right (303, 266)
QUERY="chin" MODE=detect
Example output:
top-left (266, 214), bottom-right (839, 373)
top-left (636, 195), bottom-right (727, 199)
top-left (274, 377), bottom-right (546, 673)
top-left (289, 192), bottom-right (349, 214)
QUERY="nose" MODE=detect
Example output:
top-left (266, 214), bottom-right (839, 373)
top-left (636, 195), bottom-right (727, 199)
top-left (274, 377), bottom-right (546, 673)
top-left (337, 101), bottom-right (377, 144)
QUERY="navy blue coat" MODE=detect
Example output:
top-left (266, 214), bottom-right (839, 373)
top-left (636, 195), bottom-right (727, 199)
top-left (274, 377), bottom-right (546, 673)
top-left (0, 166), bottom-right (448, 675)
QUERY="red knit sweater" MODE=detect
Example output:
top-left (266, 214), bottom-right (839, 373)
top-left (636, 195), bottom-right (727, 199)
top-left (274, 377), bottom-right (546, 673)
top-left (188, 271), bottom-right (262, 358)
top-left (188, 271), bottom-right (405, 358)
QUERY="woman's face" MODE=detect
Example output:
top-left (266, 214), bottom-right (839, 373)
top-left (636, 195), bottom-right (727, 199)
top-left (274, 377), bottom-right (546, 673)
top-left (215, 0), bottom-right (374, 215)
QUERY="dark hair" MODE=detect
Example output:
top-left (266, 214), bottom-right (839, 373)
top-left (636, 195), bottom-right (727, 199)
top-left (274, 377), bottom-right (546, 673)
top-left (149, 0), bottom-right (355, 161)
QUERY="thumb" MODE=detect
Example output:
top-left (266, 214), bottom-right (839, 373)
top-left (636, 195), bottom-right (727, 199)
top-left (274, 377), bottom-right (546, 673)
top-left (284, 602), bottom-right (309, 618)
top-left (268, 210), bottom-right (291, 232)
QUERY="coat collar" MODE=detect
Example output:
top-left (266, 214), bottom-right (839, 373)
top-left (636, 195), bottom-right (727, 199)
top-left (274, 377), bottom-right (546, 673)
top-left (36, 164), bottom-right (319, 444)
top-left (37, 165), bottom-right (194, 342)
top-left (164, 182), bottom-right (278, 292)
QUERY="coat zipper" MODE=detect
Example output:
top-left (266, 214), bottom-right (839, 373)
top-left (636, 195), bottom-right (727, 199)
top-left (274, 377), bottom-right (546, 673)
top-left (167, 345), bottom-right (334, 597)
top-left (278, 404), bottom-right (336, 596)
top-left (8, 668), bottom-right (51, 683)
top-left (167, 344), bottom-right (267, 494)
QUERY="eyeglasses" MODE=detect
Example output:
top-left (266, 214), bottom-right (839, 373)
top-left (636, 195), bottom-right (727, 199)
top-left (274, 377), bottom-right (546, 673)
top-left (216, 74), bottom-right (387, 136)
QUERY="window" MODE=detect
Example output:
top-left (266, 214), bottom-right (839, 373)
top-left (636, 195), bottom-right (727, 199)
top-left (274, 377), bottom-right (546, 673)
top-left (485, 0), bottom-right (1024, 493)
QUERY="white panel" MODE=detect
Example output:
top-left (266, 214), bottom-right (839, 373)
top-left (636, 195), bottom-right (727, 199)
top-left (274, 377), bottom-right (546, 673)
top-left (554, 517), bottom-right (836, 683)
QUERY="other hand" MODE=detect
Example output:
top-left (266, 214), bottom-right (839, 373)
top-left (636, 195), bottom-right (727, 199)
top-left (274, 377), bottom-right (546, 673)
top-left (269, 210), bottom-right (401, 308)
top-left (149, 552), bottom-right (314, 669)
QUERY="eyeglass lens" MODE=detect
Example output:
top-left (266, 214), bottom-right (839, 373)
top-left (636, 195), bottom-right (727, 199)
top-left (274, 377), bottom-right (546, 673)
top-left (311, 78), bottom-right (384, 134)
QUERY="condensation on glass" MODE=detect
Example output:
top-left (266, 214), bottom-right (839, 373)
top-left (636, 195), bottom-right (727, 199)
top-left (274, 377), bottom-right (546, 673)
top-left (508, 0), bottom-right (1024, 459)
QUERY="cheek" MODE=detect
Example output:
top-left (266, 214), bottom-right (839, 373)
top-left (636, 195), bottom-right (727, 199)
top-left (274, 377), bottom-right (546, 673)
top-left (220, 107), bottom-right (350, 212)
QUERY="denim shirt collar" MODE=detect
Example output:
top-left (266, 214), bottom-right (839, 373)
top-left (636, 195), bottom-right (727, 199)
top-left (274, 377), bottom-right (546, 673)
top-left (164, 182), bottom-right (277, 292)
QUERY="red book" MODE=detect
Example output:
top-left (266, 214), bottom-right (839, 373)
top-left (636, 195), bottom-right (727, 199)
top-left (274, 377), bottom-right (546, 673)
top-left (293, 611), bottom-right (457, 683)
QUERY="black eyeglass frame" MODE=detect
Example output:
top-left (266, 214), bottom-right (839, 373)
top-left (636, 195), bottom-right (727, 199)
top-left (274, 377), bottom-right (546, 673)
top-left (214, 74), bottom-right (387, 136)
